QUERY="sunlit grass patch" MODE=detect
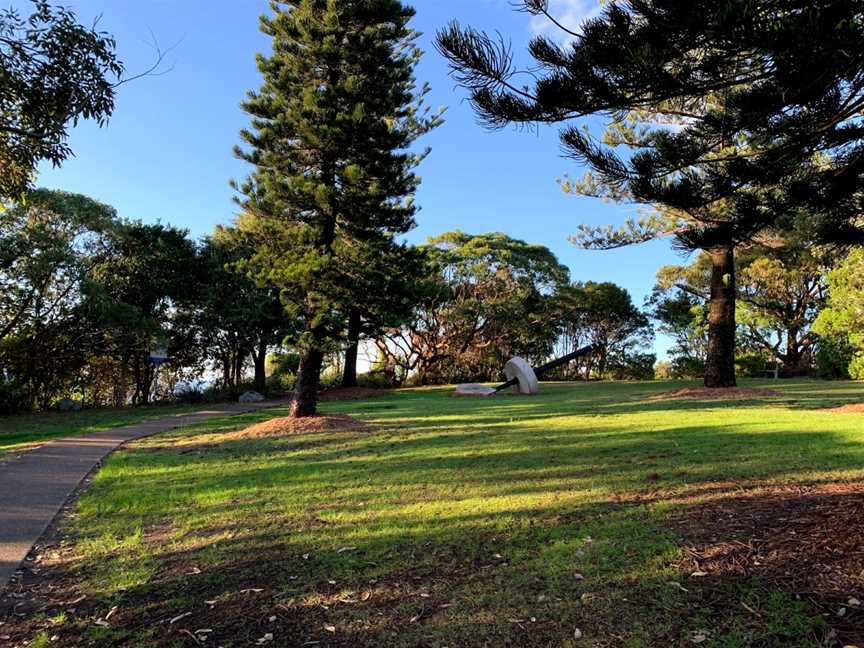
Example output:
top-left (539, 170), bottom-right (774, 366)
top-left (4, 379), bottom-right (863, 646)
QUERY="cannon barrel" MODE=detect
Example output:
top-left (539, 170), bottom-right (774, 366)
top-left (493, 343), bottom-right (604, 393)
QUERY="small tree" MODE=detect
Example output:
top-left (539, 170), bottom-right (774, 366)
top-left (235, 0), bottom-right (441, 416)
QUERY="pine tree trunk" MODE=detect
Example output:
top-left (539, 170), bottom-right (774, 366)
top-left (291, 347), bottom-right (324, 417)
top-left (341, 309), bottom-right (361, 388)
top-left (704, 246), bottom-right (737, 388)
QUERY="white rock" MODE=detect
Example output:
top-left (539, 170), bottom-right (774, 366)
top-left (453, 384), bottom-right (497, 397)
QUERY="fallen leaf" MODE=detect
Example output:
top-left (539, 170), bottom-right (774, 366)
top-left (574, 573), bottom-right (585, 581)
top-left (105, 606), bottom-right (118, 620)
top-left (169, 612), bottom-right (191, 624)
top-left (573, 628), bottom-right (583, 640)
top-left (337, 546), bottom-right (356, 554)
top-left (94, 620), bottom-right (110, 628)
top-left (324, 624), bottom-right (336, 633)
top-left (849, 597), bottom-right (861, 606)
top-left (240, 588), bottom-right (264, 595)
top-left (360, 591), bottom-right (371, 601)
top-left (692, 632), bottom-right (708, 644)
top-left (690, 571), bottom-right (708, 578)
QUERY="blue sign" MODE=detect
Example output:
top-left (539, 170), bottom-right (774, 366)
top-left (149, 348), bottom-right (169, 365)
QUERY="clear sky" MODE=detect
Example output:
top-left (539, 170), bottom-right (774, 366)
top-left (24, 0), bottom-right (688, 358)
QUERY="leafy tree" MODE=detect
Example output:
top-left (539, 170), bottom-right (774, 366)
top-left (814, 249), bottom-right (864, 379)
top-left (553, 281), bottom-right (653, 380)
top-left (191, 226), bottom-right (299, 394)
top-left (235, 0), bottom-right (441, 416)
top-left (650, 246), bottom-right (826, 376)
top-left (737, 247), bottom-right (825, 374)
top-left (336, 237), bottom-right (430, 389)
top-left (0, 1), bottom-right (123, 200)
top-left (436, 1), bottom-right (864, 387)
top-left (86, 221), bottom-right (198, 405)
top-left (0, 189), bottom-right (115, 410)
top-left (378, 231), bottom-right (569, 384)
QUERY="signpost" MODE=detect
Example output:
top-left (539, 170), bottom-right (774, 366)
top-left (149, 347), bottom-right (169, 400)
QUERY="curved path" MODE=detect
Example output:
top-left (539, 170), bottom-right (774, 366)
top-left (0, 401), bottom-right (283, 587)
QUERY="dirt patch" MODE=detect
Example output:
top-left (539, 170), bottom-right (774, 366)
top-left (672, 481), bottom-right (864, 644)
top-left (651, 387), bottom-right (782, 401)
top-left (319, 387), bottom-right (392, 401)
top-left (232, 414), bottom-right (371, 439)
top-left (830, 402), bottom-right (864, 414)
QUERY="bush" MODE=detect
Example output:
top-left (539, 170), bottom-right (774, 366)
top-left (175, 385), bottom-right (206, 404)
top-left (736, 352), bottom-right (770, 378)
top-left (814, 336), bottom-right (855, 380)
top-left (0, 379), bottom-right (29, 415)
top-left (606, 352), bottom-right (656, 380)
top-left (356, 371), bottom-right (394, 389)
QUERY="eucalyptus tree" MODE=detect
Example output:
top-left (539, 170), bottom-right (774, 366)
top-left (0, 1), bottom-right (122, 200)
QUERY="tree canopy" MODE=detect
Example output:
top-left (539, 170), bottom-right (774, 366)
top-left (0, 1), bottom-right (123, 200)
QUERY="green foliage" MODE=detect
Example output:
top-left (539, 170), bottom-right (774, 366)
top-left (85, 220), bottom-right (199, 405)
top-left (379, 231), bottom-right (570, 384)
top-left (0, 190), bottom-right (116, 410)
top-left (234, 0), bottom-right (442, 415)
top-left (552, 281), bottom-right (654, 380)
top-left (814, 249), bottom-right (864, 379)
top-left (0, 1), bottom-right (123, 200)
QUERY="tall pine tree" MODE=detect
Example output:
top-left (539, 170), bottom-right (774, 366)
top-left (436, 0), bottom-right (863, 387)
top-left (235, 0), bottom-right (441, 416)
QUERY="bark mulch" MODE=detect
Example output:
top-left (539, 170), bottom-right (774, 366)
top-left (672, 481), bottom-right (864, 645)
top-left (651, 387), bottom-right (782, 401)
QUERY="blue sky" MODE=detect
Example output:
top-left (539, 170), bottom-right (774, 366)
top-left (25, 0), bottom-right (686, 357)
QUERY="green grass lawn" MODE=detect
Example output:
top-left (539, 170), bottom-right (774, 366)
top-left (3, 379), bottom-right (864, 647)
top-left (0, 403), bottom-right (201, 456)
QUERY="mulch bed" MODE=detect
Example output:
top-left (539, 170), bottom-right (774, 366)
top-left (672, 481), bottom-right (864, 644)
top-left (233, 413), bottom-right (372, 438)
top-left (831, 403), bottom-right (864, 414)
top-left (651, 387), bottom-right (782, 401)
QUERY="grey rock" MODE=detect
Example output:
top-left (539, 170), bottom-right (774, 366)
top-left (238, 391), bottom-right (266, 403)
top-left (57, 399), bottom-right (82, 412)
top-left (454, 384), bottom-right (497, 398)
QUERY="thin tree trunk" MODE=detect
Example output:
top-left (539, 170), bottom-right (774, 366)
top-left (291, 346), bottom-right (324, 417)
top-left (253, 336), bottom-right (268, 393)
top-left (704, 246), bottom-right (737, 388)
top-left (234, 346), bottom-right (244, 386)
top-left (341, 309), bottom-right (361, 388)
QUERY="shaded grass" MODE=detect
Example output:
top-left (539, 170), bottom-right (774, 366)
top-left (0, 403), bottom-right (201, 455)
top-left (4, 379), bottom-right (864, 647)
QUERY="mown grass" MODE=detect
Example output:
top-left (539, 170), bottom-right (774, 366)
top-left (0, 404), bottom-right (201, 455)
top-left (7, 379), bottom-right (864, 647)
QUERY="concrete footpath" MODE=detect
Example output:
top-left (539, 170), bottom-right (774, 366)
top-left (0, 401), bottom-right (283, 587)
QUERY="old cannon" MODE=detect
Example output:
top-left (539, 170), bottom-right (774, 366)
top-left (454, 343), bottom-right (604, 397)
